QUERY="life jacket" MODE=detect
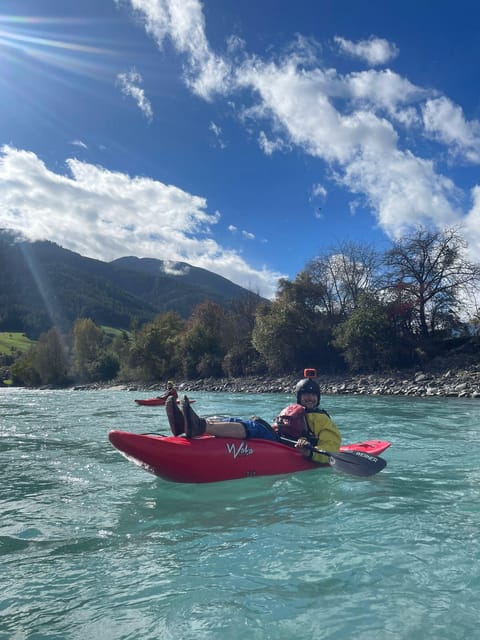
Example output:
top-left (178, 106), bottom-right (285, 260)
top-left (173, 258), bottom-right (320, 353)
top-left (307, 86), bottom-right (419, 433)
top-left (274, 404), bottom-right (308, 440)
top-left (274, 404), bottom-right (335, 449)
top-left (160, 388), bottom-right (178, 400)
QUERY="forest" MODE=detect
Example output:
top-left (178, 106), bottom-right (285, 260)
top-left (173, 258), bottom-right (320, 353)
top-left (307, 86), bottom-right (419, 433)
top-left (4, 227), bottom-right (480, 387)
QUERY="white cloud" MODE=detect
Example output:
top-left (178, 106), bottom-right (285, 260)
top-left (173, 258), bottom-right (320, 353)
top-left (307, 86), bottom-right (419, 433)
top-left (0, 145), bottom-right (283, 298)
top-left (342, 69), bottom-right (426, 123)
top-left (209, 121), bottom-right (227, 148)
top-left (464, 186), bottom-right (480, 259)
top-left (311, 183), bottom-right (327, 219)
top-left (128, 0), bottom-right (232, 100)
top-left (227, 225), bottom-right (254, 240)
top-left (121, 0), bottom-right (480, 257)
top-left (422, 97), bottom-right (480, 163)
top-left (258, 131), bottom-right (290, 155)
top-left (334, 35), bottom-right (399, 66)
top-left (162, 260), bottom-right (191, 276)
top-left (340, 149), bottom-right (460, 236)
top-left (239, 61), bottom-right (400, 163)
top-left (234, 52), bottom-right (471, 239)
top-left (282, 34), bottom-right (323, 68)
top-left (116, 68), bottom-right (153, 122)
top-left (311, 183), bottom-right (327, 199)
top-left (71, 140), bottom-right (88, 149)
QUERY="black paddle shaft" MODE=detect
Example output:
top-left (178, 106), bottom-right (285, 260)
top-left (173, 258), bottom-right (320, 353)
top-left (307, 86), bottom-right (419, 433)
top-left (280, 437), bottom-right (387, 477)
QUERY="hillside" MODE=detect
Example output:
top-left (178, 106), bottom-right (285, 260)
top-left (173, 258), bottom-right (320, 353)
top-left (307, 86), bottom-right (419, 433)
top-left (0, 230), bottom-right (266, 337)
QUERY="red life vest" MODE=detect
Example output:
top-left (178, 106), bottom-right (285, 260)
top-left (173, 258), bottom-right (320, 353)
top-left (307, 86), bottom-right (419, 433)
top-left (274, 404), bottom-right (307, 439)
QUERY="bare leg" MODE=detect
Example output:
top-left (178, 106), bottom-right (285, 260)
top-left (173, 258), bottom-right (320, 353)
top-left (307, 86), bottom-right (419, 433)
top-left (205, 421), bottom-right (247, 438)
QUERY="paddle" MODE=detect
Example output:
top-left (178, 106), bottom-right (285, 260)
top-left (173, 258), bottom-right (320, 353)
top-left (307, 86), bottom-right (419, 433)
top-left (280, 437), bottom-right (387, 477)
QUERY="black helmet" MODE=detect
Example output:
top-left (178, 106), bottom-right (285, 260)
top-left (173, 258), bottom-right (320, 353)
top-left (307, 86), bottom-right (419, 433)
top-left (295, 378), bottom-right (321, 406)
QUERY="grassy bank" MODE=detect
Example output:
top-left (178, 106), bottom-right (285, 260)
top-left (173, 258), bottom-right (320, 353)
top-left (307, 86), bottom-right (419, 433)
top-left (0, 332), bottom-right (33, 355)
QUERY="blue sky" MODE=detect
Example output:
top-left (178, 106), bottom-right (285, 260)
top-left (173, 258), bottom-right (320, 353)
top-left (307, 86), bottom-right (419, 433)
top-left (1, 0), bottom-right (480, 298)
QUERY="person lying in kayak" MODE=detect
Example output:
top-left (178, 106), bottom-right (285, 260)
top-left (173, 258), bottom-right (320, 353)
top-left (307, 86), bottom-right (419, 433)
top-left (165, 377), bottom-right (341, 463)
top-left (158, 380), bottom-right (178, 401)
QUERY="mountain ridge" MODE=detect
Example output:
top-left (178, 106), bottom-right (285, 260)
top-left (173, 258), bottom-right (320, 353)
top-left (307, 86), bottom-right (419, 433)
top-left (0, 230), bottom-right (266, 337)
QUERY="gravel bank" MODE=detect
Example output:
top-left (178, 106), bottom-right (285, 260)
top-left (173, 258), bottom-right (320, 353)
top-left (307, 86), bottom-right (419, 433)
top-left (92, 365), bottom-right (480, 399)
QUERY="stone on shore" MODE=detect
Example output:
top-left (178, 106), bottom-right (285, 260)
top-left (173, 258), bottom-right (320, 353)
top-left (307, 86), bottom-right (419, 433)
top-left (91, 364), bottom-right (480, 399)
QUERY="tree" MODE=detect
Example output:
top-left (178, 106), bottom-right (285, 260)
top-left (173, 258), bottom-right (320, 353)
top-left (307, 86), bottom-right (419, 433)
top-left (224, 292), bottom-right (265, 376)
top-left (34, 328), bottom-right (70, 385)
top-left (333, 294), bottom-right (395, 371)
top-left (10, 351), bottom-right (41, 387)
top-left (252, 278), bottom-right (343, 373)
top-left (382, 227), bottom-right (480, 340)
top-left (11, 328), bottom-right (69, 386)
top-left (71, 318), bottom-right (118, 382)
top-left (128, 312), bottom-right (185, 380)
top-left (179, 301), bottom-right (232, 378)
top-left (252, 298), bottom-right (308, 371)
top-left (304, 241), bottom-right (380, 319)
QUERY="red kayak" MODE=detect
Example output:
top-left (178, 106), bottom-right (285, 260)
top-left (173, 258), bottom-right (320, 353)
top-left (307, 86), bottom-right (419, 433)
top-left (108, 430), bottom-right (390, 483)
top-left (135, 398), bottom-right (195, 406)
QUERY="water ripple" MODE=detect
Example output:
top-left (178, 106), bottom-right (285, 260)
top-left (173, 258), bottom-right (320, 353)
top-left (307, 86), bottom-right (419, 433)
top-left (1, 390), bottom-right (480, 639)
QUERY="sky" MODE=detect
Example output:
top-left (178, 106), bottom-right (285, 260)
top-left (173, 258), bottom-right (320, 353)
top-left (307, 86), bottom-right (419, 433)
top-left (1, 1), bottom-right (480, 299)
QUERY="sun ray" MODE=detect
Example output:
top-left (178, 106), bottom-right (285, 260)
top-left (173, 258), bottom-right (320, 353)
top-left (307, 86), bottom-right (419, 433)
top-left (0, 23), bottom-right (114, 56)
top-left (18, 239), bottom-right (70, 336)
top-left (0, 15), bottom-right (120, 78)
top-left (0, 13), bottom-right (127, 105)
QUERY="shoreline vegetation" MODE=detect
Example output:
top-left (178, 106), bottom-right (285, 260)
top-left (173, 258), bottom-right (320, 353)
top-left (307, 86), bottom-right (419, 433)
top-left (63, 363), bottom-right (480, 399)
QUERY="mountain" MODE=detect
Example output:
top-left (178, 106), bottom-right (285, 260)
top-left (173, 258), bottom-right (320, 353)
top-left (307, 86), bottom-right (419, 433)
top-left (0, 230), bottom-right (266, 337)
top-left (110, 256), bottom-right (257, 307)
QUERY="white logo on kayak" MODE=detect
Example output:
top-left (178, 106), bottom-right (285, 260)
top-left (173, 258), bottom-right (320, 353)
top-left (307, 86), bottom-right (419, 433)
top-left (226, 441), bottom-right (253, 459)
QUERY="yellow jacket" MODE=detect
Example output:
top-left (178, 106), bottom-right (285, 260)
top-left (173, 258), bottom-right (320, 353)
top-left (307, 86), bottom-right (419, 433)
top-left (305, 410), bottom-right (342, 464)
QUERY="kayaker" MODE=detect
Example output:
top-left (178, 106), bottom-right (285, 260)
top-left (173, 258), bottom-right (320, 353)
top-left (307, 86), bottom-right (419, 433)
top-left (158, 380), bottom-right (178, 401)
top-left (165, 377), bottom-right (341, 463)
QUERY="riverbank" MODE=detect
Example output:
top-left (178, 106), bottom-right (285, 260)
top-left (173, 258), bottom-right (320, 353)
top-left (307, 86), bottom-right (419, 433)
top-left (71, 363), bottom-right (480, 398)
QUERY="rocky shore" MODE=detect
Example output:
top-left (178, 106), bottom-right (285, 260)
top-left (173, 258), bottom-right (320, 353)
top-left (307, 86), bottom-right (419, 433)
top-left (81, 363), bottom-right (480, 399)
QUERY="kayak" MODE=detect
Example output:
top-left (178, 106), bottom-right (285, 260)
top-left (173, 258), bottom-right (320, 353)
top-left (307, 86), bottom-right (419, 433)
top-left (108, 432), bottom-right (390, 483)
top-left (135, 397), bottom-right (195, 406)
top-left (108, 430), bottom-right (390, 483)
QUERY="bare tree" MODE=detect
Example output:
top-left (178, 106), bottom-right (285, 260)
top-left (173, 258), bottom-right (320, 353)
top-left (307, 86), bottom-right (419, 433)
top-left (304, 240), bottom-right (380, 318)
top-left (382, 227), bottom-right (480, 339)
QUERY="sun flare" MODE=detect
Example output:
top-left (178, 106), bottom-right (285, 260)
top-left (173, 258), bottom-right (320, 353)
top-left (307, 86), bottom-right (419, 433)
top-left (0, 14), bottom-right (116, 80)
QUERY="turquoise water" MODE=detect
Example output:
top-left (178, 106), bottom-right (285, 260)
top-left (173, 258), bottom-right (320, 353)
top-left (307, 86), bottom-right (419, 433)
top-left (1, 388), bottom-right (479, 640)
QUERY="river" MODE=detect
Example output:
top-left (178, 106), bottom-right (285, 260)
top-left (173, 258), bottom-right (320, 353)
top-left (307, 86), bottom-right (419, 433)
top-left (1, 388), bottom-right (479, 639)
